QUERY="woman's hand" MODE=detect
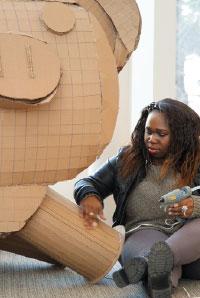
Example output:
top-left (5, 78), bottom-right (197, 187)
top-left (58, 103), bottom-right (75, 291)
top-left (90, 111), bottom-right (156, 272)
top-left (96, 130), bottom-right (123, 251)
top-left (167, 197), bottom-right (194, 218)
top-left (79, 195), bottom-right (106, 229)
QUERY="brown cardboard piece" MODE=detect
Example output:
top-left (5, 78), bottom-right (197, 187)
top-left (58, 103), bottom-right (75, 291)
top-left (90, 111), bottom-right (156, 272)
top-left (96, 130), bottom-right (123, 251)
top-left (77, 0), bottom-right (117, 52)
top-left (0, 0), bottom-right (141, 278)
top-left (0, 87), bottom-right (58, 109)
top-left (15, 0), bottom-right (142, 70)
top-left (17, 188), bottom-right (124, 282)
top-left (76, 0), bottom-right (141, 70)
top-left (90, 13), bottom-right (119, 145)
top-left (0, 33), bottom-right (61, 105)
top-left (0, 0), bottom-right (121, 232)
top-left (0, 1), bottom-right (121, 191)
top-left (96, 0), bottom-right (141, 53)
top-left (42, 2), bottom-right (76, 34)
top-left (0, 185), bottom-right (46, 232)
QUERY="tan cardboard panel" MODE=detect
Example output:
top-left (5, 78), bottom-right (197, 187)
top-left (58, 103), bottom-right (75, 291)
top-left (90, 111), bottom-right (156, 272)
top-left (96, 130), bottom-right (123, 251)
top-left (0, 185), bottom-right (46, 232)
top-left (42, 2), bottom-right (75, 34)
top-left (76, 0), bottom-right (141, 70)
top-left (77, 0), bottom-right (116, 51)
top-left (114, 38), bottom-right (129, 72)
top-left (0, 87), bottom-right (58, 108)
top-left (45, 0), bottom-right (77, 3)
top-left (91, 13), bottom-right (118, 144)
top-left (12, 0), bottom-right (141, 65)
top-left (18, 189), bottom-right (123, 282)
top-left (0, 1), bottom-right (120, 185)
top-left (0, 33), bottom-right (61, 101)
top-left (95, 0), bottom-right (141, 52)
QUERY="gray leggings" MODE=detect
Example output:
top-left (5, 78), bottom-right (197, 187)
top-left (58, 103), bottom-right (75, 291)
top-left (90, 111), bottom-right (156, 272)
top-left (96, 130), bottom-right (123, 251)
top-left (121, 218), bottom-right (200, 287)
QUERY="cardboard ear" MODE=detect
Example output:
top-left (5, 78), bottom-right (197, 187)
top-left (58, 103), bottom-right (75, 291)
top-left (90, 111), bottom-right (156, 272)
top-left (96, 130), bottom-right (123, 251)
top-left (0, 33), bottom-right (61, 108)
top-left (76, 0), bottom-right (141, 71)
top-left (42, 2), bottom-right (75, 34)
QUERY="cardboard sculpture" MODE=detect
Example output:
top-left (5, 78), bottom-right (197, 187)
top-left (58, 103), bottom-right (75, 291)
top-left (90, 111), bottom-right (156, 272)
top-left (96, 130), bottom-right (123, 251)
top-left (0, 0), bottom-right (141, 282)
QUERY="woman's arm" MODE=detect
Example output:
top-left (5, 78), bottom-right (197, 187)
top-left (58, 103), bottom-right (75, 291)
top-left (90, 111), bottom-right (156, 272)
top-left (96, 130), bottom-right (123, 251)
top-left (73, 155), bottom-right (119, 228)
top-left (74, 155), bottom-right (118, 205)
top-left (167, 168), bottom-right (200, 218)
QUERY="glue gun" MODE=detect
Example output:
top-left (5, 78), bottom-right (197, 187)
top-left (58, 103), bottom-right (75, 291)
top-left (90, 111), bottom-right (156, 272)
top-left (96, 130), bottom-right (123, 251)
top-left (159, 185), bottom-right (200, 210)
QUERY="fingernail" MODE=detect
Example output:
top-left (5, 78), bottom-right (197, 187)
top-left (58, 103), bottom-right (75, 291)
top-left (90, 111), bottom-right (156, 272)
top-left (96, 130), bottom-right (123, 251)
top-left (92, 222), bottom-right (98, 227)
top-left (174, 204), bottom-right (178, 207)
top-left (168, 212), bottom-right (172, 215)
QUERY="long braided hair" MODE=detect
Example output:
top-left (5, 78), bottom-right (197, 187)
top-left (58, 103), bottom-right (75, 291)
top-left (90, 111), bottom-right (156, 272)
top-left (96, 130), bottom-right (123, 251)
top-left (119, 98), bottom-right (200, 185)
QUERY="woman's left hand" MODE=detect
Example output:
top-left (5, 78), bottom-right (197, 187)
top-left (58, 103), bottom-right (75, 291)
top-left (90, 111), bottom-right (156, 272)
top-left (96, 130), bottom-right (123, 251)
top-left (167, 197), bottom-right (194, 218)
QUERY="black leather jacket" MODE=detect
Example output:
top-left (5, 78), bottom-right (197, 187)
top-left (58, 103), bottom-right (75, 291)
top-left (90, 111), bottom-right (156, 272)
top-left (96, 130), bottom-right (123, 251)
top-left (74, 154), bottom-right (200, 227)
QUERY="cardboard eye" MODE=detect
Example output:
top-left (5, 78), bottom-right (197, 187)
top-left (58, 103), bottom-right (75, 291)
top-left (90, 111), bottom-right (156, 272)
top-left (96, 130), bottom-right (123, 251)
top-left (42, 2), bottom-right (75, 34)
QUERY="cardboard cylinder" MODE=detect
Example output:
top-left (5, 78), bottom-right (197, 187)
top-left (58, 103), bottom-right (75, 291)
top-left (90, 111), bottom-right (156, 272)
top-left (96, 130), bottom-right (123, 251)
top-left (18, 191), bottom-right (124, 283)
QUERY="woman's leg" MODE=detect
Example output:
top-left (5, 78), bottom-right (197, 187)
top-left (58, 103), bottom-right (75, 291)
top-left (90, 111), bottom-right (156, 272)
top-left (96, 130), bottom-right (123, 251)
top-left (121, 229), bottom-right (167, 264)
top-left (166, 218), bottom-right (200, 286)
top-left (113, 229), bottom-right (168, 287)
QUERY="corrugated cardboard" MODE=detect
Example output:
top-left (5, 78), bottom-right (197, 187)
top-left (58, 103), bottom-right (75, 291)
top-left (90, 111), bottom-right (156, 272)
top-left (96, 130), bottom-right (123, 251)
top-left (42, 2), bottom-right (76, 33)
top-left (76, 0), bottom-right (141, 70)
top-left (0, 0), bottom-right (141, 278)
top-left (0, 185), bottom-right (46, 232)
top-left (0, 33), bottom-right (61, 104)
top-left (0, 1), bottom-right (120, 190)
top-left (17, 188), bottom-right (124, 282)
top-left (13, 0), bottom-right (142, 70)
top-left (77, 0), bottom-right (117, 52)
top-left (95, 0), bottom-right (141, 53)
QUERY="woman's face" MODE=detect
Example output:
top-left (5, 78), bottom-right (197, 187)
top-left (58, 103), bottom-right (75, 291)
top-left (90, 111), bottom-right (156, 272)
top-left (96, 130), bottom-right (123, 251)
top-left (144, 110), bottom-right (170, 161)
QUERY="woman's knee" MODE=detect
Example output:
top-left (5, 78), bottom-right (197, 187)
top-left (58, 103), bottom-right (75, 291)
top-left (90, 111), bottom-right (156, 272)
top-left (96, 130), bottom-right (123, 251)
top-left (166, 219), bottom-right (200, 266)
top-left (121, 229), bottom-right (167, 264)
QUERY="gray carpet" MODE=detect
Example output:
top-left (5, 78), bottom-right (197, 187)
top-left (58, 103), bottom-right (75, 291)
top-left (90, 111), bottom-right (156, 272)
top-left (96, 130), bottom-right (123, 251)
top-left (0, 251), bottom-right (199, 298)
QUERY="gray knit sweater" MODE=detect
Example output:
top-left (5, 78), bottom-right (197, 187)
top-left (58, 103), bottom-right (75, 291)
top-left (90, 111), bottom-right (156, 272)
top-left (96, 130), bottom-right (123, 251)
top-left (125, 165), bottom-right (200, 235)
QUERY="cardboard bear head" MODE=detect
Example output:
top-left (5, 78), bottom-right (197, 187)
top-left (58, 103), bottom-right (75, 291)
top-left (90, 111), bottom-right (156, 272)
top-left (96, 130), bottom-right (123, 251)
top-left (0, 0), bottom-right (141, 186)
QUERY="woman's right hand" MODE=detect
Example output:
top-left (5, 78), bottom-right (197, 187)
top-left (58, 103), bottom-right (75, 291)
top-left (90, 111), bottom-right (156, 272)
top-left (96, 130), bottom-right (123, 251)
top-left (79, 195), bottom-right (106, 229)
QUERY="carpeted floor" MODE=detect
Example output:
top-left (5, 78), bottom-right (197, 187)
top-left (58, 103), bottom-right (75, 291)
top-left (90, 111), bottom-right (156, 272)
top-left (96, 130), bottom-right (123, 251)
top-left (0, 251), bottom-right (199, 298)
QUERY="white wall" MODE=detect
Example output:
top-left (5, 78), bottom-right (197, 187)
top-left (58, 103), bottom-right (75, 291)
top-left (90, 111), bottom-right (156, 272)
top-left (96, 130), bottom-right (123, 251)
top-left (153, 0), bottom-right (176, 100)
top-left (132, 0), bottom-right (155, 128)
top-left (132, 0), bottom-right (176, 128)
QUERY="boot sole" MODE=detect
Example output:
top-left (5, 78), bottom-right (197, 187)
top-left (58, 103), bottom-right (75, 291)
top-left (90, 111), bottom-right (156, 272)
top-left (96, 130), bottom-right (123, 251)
top-left (113, 257), bottom-right (147, 288)
top-left (148, 241), bottom-right (173, 298)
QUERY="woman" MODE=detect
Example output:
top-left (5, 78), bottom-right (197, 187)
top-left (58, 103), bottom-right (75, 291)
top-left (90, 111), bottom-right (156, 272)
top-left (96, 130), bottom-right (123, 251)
top-left (74, 98), bottom-right (200, 298)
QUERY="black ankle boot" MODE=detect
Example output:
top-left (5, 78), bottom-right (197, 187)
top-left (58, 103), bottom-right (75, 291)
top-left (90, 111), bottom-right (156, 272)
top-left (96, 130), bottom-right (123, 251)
top-left (148, 241), bottom-right (173, 298)
top-left (113, 256), bottom-right (148, 288)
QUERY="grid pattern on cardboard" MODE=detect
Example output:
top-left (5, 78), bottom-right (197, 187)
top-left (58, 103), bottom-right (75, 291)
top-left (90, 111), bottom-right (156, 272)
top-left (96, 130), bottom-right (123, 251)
top-left (0, 1), bottom-right (118, 186)
top-left (10, 1), bottom-right (141, 57)
top-left (96, 0), bottom-right (141, 52)
top-left (77, 0), bottom-right (141, 52)
top-left (0, 185), bottom-right (46, 232)
top-left (78, 0), bottom-right (117, 52)
top-left (76, 0), bottom-right (141, 68)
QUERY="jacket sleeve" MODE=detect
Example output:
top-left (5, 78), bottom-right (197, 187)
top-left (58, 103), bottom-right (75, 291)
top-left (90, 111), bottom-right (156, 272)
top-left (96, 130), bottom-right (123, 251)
top-left (191, 195), bottom-right (200, 218)
top-left (74, 155), bottom-right (118, 205)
